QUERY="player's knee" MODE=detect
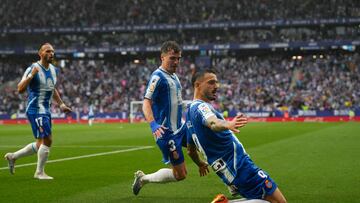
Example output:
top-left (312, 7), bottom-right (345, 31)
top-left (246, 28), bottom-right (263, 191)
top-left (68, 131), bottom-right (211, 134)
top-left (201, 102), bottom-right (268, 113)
top-left (279, 198), bottom-right (287, 203)
top-left (175, 173), bottom-right (186, 181)
top-left (173, 169), bottom-right (187, 181)
top-left (42, 136), bottom-right (52, 147)
top-left (274, 200), bottom-right (287, 203)
top-left (268, 196), bottom-right (287, 203)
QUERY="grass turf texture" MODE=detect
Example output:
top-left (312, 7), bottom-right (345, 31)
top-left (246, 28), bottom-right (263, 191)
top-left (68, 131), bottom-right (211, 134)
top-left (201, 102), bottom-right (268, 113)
top-left (0, 122), bottom-right (359, 203)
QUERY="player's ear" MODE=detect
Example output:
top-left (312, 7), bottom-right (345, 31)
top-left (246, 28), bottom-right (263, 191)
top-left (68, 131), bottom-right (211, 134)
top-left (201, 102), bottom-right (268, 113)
top-left (38, 47), bottom-right (44, 58)
top-left (160, 53), bottom-right (166, 62)
top-left (194, 81), bottom-right (201, 88)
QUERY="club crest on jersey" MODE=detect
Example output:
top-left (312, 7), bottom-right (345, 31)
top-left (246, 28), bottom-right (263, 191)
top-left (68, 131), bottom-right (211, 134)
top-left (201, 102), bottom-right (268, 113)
top-left (47, 78), bottom-right (54, 89)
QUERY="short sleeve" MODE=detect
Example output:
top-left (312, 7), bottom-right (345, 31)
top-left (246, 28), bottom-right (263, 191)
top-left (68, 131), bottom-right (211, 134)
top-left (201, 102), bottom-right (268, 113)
top-left (144, 75), bottom-right (161, 100)
top-left (197, 103), bottom-right (216, 125)
top-left (21, 65), bottom-right (33, 80)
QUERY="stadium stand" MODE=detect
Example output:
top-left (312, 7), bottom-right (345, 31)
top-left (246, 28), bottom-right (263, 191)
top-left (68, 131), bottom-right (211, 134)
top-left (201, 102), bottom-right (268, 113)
top-left (0, 0), bottom-right (359, 119)
top-left (1, 0), bottom-right (359, 28)
top-left (1, 53), bottom-right (359, 117)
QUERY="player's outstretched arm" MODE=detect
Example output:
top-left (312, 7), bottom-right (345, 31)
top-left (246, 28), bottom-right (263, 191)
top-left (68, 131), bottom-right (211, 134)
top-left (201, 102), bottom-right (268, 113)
top-left (18, 67), bottom-right (39, 94)
top-left (53, 88), bottom-right (72, 113)
top-left (187, 144), bottom-right (209, 176)
top-left (206, 114), bottom-right (248, 133)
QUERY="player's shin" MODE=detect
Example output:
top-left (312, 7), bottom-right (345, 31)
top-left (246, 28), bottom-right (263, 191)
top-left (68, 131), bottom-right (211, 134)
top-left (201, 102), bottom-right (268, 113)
top-left (36, 144), bottom-right (50, 173)
top-left (141, 168), bottom-right (177, 184)
top-left (13, 142), bottom-right (38, 159)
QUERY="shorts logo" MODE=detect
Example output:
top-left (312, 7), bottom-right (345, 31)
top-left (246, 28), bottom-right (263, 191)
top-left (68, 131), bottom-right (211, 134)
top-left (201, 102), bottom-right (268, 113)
top-left (265, 179), bottom-right (272, 189)
top-left (39, 127), bottom-right (44, 133)
top-left (186, 121), bottom-right (192, 128)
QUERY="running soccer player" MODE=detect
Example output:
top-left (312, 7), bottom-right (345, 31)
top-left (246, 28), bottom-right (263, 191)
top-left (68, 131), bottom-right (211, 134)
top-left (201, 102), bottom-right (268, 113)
top-left (4, 43), bottom-right (72, 180)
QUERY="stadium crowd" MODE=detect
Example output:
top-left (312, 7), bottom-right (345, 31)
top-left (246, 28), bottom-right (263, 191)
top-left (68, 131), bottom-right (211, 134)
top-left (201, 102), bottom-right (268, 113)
top-left (1, 25), bottom-right (359, 49)
top-left (1, 0), bottom-right (359, 117)
top-left (1, 0), bottom-right (359, 29)
top-left (1, 53), bottom-right (359, 116)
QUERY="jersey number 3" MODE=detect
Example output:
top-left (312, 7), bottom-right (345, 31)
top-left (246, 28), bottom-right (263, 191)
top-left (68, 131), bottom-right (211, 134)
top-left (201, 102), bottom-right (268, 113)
top-left (168, 140), bottom-right (176, 152)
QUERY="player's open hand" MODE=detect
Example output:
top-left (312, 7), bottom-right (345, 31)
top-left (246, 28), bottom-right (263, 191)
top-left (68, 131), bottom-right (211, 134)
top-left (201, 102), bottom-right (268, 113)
top-left (150, 121), bottom-right (167, 138)
top-left (153, 126), bottom-right (167, 139)
top-left (229, 113), bottom-right (248, 133)
top-left (198, 161), bottom-right (209, 177)
top-left (60, 103), bottom-right (72, 114)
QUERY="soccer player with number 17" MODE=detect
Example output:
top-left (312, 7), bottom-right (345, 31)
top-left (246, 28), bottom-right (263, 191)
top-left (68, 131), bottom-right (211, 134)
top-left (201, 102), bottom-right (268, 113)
top-left (4, 43), bottom-right (72, 180)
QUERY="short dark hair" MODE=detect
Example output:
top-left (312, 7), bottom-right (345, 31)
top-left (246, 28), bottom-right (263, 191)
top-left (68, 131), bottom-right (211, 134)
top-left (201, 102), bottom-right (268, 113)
top-left (39, 42), bottom-right (52, 50)
top-left (39, 42), bottom-right (52, 51)
top-left (191, 68), bottom-right (217, 87)
top-left (160, 41), bottom-right (181, 55)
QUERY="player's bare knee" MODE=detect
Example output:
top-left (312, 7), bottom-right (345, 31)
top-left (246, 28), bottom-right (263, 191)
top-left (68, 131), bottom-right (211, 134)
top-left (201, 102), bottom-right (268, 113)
top-left (274, 200), bottom-right (287, 203)
top-left (43, 137), bottom-right (52, 147)
top-left (270, 197), bottom-right (287, 203)
top-left (175, 173), bottom-right (186, 181)
top-left (173, 169), bottom-right (187, 181)
top-left (279, 198), bottom-right (287, 203)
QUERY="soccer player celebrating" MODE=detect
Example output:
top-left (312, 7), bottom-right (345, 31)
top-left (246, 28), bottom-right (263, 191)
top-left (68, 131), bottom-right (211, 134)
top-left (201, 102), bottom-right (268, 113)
top-left (132, 41), bottom-right (207, 195)
top-left (186, 69), bottom-right (287, 203)
top-left (4, 43), bottom-right (72, 180)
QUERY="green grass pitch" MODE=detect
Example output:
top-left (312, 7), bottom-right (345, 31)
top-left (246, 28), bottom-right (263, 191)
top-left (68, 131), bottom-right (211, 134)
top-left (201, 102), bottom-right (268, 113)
top-left (0, 122), bottom-right (359, 202)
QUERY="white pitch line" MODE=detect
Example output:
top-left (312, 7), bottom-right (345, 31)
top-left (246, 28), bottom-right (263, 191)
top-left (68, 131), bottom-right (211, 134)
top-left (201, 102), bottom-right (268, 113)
top-left (0, 146), bottom-right (154, 170)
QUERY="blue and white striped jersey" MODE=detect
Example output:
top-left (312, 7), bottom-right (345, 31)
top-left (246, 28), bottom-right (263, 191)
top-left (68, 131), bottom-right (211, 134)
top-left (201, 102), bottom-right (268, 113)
top-left (144, 67), bottom-right (183, 132)
top-left (23, 62), bottom-right (58, 115)
top-left (186, 100), bottom-right (249, 185)
top-left (89, 104), bottom-right (94, 116)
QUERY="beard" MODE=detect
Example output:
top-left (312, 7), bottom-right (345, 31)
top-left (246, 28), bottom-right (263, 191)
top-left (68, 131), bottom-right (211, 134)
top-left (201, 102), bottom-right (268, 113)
top-left (206, 92), bottom-right (217, 101)
top-left (45, 56), bottom-right (53, 63)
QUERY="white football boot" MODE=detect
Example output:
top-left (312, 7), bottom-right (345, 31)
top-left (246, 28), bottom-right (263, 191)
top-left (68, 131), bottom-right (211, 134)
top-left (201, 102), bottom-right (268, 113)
top-left (34, 171), bottom-right (53, 180)
top-left (4, 153), bottom-right (15, 175)
top-left (132, 170), bottom-right (145, 195)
